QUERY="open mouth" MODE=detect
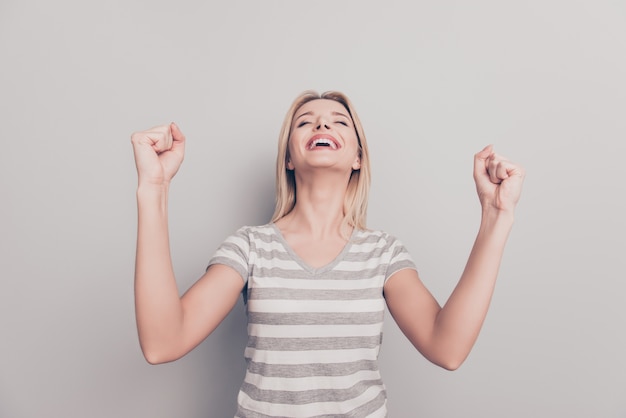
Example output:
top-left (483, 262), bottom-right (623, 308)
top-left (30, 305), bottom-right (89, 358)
top-left (306, 135), bottom-right (340, 150)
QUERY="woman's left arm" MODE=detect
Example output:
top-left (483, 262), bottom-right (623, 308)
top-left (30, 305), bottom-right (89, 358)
top-left (384, 145), bottom-right (525, 370)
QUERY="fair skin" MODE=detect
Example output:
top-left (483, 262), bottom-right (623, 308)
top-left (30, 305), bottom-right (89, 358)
top-left (277, 100), bottom-right (361, 265)
top-left (131, 99), bottom-right (525, 369)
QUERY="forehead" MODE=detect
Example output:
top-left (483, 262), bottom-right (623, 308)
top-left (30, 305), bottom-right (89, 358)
top-left (294, 99), bottom-right (348, 117)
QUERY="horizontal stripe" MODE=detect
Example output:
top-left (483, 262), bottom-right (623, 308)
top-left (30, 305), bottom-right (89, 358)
top-left (246, 228), bottom-right (278, 243)
top-left (248, 299), bottom-right (385, 314)
top-left (240, 378), bottom-right (384, 405)
top-left (218, 241), bottom-right (247, 254)
top-left (250, 248), bottom-right (402, 262)
top-left (252, 244), bottom-right (398, 261)
top-left (250, 266), bottom-right (388, 280)
top-left (247, 335), bottom-right (382, 351)
top-left (335, 255), bottom-right (409, 269)
top-left (236, 392), bottom-right (386, 418)
top-left (248, 311), bottom-right (385, 326)
top-left (351, 231), bottom-right (388, 243)
top-left (251, 247), bottom-right (294, 261)
top-left (248, 323), bottom-right (383, 339)
top-left (344, 392), bottom-right (387, 418)
top-left (248, 287), bottom-right (382, 301)
top-left (385, 262), bottom-right (419, 283)
top-left (244, 347), bottom-right (379, 365)
top-left (349, 240), bottom-right (391, 252)
top-left (249, 256), bottom-right (304, 271)
top-left (336, 256), bottom-right (414, 272)
top-left (252, 238), bottom-right (291, 252)
top-left (246, 359), bottom-right (380, 378)
top-left (249, 277), bottom-right (384, 290)
top-left (208, 257), bottom-right (248, 281)
top-left (208, 224), bottom-right (417, 416)
top-left (337, 253), bottom-right (408, 271)
top-left (244, 369), bottom-right (383, 391)
top-left (236, 385), bottom-right (385, 417)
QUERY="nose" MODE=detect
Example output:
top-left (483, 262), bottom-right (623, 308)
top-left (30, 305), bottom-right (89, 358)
top-left (315, 116), bottom-right (330, 130)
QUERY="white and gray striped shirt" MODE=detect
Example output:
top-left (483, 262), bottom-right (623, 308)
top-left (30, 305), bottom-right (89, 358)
top-left (209, 223), bottom-right (416, 418)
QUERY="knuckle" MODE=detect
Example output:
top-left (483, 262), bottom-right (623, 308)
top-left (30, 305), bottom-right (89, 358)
top-left (130, 131), bottom-right (143, 143)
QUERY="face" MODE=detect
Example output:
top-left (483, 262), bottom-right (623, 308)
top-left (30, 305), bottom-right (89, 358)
top-left (287, 99), bottom-right (361, 173)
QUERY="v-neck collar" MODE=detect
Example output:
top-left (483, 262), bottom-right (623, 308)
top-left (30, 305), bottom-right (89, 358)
top-left (270, 223), bottom-right (357, 275)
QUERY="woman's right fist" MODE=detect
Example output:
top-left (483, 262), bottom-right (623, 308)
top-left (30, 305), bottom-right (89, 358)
top-left (131, 122), bottom-right (186, 186)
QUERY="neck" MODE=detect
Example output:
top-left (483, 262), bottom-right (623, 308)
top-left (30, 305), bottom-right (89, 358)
top-left (280, 170), bottom-right (351, 239)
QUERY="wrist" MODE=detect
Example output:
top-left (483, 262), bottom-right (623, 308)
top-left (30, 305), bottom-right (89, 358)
top-left (137, 181), bottom-right (170, 195)
top-left (136, 183), bottom-right (170, 212)
top-left (479, 207), bottom-right (515, 232)
top-left (481, 206), bottom-right (514, 220)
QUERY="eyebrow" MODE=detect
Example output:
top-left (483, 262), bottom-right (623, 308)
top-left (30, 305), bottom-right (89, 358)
top-left (294, 111), bottom-right (351, 121)
top-left (294, 111), bottom-right (313, 121)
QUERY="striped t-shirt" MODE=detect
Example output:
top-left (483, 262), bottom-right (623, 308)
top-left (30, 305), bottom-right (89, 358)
top-left (209, 223), bottom-right (416, 418)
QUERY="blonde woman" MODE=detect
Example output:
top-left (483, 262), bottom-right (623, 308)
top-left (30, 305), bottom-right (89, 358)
top-left (131, 91), bottom-right (525, 417)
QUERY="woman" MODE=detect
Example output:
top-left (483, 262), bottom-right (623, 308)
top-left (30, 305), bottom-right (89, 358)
top-left (131, 91), bottom-right (525, 417)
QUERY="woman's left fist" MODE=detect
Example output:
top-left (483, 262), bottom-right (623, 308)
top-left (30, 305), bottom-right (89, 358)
top-left (473, 145), bottom-right (525, 213)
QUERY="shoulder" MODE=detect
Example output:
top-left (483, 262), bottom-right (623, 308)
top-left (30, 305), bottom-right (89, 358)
top-left (231, 223), bottom-right (278, 242)
top-left (352, 228), bottom-right (416, 273)
top-left (212, 223), bottom-right (275, 254)
top-left (209, 224), bottom-right (277, 274)
top-left (219, 223), bottom-right (286, 253)
top-left (350, 228), bottom-right (411, 259)
top-left (352, 228), bottom-right (405, 249)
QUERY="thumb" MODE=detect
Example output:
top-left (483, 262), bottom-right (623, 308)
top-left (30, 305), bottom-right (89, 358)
top-left (473, 144), bottom-right (493, 179)
top-left (170, 122), bottom-right (186, 153)
top-left (170, 122), bottom-right (185, 143)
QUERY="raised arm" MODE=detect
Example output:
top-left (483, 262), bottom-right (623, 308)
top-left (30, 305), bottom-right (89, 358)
top-left (131, 123), bottom-right (244, 365)
top-left (384, 145), bottom-right (525, 370)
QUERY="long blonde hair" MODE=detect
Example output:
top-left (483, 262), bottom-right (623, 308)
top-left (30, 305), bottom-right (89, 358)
top-left (271, 91), bottom-right (371, 231)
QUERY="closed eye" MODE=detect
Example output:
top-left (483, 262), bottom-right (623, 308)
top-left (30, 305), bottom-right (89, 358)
top-left (335, 121), bottom-right (348, 126)
top-left (297, 121), bottom-right (311, 128)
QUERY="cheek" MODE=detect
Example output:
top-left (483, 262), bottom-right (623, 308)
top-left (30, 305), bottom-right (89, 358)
top-left (287, 138), bottom-right (296, 157)
top-left (285, 138), bottom-right (297, 168)
top-left (346, 133), bottom-right (360, 152)
top-left (288, 130), bottom-right (307, 154)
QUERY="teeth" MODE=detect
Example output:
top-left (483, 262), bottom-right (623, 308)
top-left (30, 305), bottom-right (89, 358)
top-left (310, 138), bottom-right (337, 149)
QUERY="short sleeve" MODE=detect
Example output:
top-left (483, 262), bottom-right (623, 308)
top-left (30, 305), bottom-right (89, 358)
top-left (207, 227), bottom-right (251, 284)
top-left (384, 237), bottom-right (417, 284)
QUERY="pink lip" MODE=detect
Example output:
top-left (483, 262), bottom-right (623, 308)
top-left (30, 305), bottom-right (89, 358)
top-left (305, 134), bottom-right (341, 150)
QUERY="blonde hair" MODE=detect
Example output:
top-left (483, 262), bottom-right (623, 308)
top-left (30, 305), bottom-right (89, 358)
top-left (271, 91), bottom-right (371, 232)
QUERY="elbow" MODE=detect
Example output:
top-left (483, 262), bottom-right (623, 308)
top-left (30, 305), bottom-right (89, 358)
top-left (143, 351), bottom-right (166, 365)
top-left (412, 342), bottom-right (467, 371)
top-left (140, 343), bottom-right (178, 365)
top-left (424, 342), bottom-right (470, 371)
top-left (430, 353), bottom-right (467, 371)
top-left (143, 350), bottom-right (178, 365)
top-left (438, 359), bottom-right (464, 371)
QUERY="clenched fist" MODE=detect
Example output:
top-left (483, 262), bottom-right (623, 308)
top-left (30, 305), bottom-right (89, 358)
top-left (131, 123), bottom-right (186, 186)
top-left (473, 145), bottom-right (525, 213)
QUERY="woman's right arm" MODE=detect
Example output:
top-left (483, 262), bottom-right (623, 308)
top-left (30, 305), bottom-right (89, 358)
top-left (131, 123), bottom-right (244, 364)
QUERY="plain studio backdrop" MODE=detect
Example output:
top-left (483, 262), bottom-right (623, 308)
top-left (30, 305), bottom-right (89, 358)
top-left (1, 1), bottom-right (624, 417)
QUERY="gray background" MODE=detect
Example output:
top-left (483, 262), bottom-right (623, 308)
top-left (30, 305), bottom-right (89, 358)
top-left (1, 1), bottom-right (625, 417)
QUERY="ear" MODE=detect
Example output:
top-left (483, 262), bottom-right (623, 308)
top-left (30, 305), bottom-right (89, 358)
top-left (352, 155), bottom-right (361, 171)
top-left (287, 158), bottom-right (295, 171)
